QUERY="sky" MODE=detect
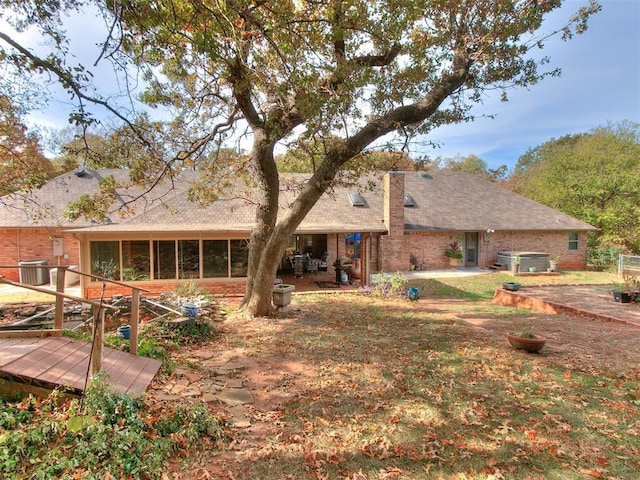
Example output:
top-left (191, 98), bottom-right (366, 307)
top-left (423, 0), bottom-right (640, 170)
top-left (15, 0), bottom-right (640, 170)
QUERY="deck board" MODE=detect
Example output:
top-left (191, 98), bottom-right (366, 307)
top-left (0, 337), bottom-right (50, 367)
top-left (37, 341), bottom-right (94, 386)
top-left (0, 337), bottom-right (161, 395)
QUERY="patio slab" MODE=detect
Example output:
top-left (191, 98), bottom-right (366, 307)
top-left (494, 284), bottom-right (640, 329)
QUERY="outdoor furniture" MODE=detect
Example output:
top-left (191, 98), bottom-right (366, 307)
top-left (318, 252), bottom-right (330, 271)
top-left (307, 258), bottom-right (319, 273)
top-left (293, 255), bottom-right (304, 278)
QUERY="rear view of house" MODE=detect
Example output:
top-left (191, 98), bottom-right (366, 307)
top-left (0, 169), bottom-right (597, 298)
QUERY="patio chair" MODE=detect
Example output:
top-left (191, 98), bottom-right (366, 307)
top-left (318, 252), bottom-right (330, 271)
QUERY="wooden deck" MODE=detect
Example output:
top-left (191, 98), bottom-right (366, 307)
top-left (0, 336), bottom-right (162, 396)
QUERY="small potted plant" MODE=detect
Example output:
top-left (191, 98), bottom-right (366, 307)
top-left (444, 240), bottom-right (463, 266)
top-left (549, 256), bottom-right (560, 272)
top-left (510, 254), bottom-right (520, 274)
top-left (507, 331), bottom-right (546, 353)
top-left (611, 274), bottom-right (639, 303)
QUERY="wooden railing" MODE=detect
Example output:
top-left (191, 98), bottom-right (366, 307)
top-left (0, 265), bottom-right (150, 373)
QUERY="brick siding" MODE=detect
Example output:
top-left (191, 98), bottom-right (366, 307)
top-left (0, 228), bottom-right (80, 282)
top-left (84, 279), bottom-right (247, 299)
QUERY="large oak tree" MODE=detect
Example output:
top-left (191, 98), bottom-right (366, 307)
top-left (0, 0), bottom-right (599, 316)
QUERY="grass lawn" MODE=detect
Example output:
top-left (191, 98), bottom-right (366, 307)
top-left (208, 271), bottom-right (639, 479)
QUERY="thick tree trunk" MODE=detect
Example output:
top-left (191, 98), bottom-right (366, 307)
top-left (240, 61), bottom-right (471, 318)
top-left (241, 131), bottom-right (280, 316)
top-left (242, 229), bottom-right (290, 317)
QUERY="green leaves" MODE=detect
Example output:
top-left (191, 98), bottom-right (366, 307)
top-left (65, 415), bottom-right (95, 433)
top-left (510, 121), bottom-right (640, 252)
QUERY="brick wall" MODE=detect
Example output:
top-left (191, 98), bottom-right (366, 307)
top-left (0, 228), bottom-right (81, 282)
top-left (402, 230), bottom-right (588, 271)
top-left (483, 230), bottom-right (588, 270)
top-left (84, 279), bottom-right (247, 299)
top-left (383, 172), bottom-right (405, 235)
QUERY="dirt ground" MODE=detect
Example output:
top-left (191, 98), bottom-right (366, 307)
top-left (174, 294), bottom-right (640, 478)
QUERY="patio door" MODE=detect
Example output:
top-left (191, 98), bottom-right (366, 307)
top-left (465, 232), bottom-right (478, 267)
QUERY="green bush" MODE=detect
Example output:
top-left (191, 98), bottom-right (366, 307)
top-left (588, 242), bottom-right (628, 271)
top-left (364, 271), bottom-right (408, 297)
top-left (0, 375), bottom-right (226, 480)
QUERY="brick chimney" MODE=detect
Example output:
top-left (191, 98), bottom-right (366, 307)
top-left (383, 172), bottom-right (405, 236)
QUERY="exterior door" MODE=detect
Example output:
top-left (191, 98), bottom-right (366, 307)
top-left (465, 232), bottom-right (478, 267)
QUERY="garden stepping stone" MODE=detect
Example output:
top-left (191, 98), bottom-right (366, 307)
top-left (222, 378), bottom-right (245, 388)
top-left (202, 393), bottom-right (218, 403)
top-left (215, 388), bottom-right (254, 406)
top-left (227, 405), bottom-right (251, 428)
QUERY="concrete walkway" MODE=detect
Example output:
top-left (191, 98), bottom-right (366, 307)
top-left (404, 268), bottom-right (493, 280)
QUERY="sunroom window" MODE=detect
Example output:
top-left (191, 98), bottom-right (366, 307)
top-left (91, 238), bottom-right (250, 281)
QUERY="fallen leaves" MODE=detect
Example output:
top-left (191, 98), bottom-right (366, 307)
top-left (171, 294), bottom-right (640, 479)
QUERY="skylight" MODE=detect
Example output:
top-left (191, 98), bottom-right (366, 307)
top-left (403, 193), bottom-right (416, 207)
top-left (347, 192), bottom-right (365, 207)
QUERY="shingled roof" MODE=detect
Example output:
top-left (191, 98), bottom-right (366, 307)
top-left (0, 168), bottom-right (178, 228)
top-left (67, 171), bottom-right (387, 234)
top-left (0, 168), bottom-right (596, 233)
top-left (402, 171), bottom-right (598, 232)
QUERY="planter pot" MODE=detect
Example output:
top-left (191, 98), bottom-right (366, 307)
top-left (117, 325), bottom-right (131, 340)
top-left (407, 287), bottom-right (420, 301)
top-left (510, 263), bottom-right (520, 274)
top-left (502, 282), bottom-right (521, 291)
top-left (507, 333), bottom-right (546, 353)
top-left (351, 258), bottom-right (361, 279)
top-left (612, 291), bottom-right (634, 303)
top-left (272, 284), bottom-right (295, 307)
top-left (449, 257), bottom-right (460, 267)
top-left (181, 303), bottom-right (199, 318)
top-left (549, 262), bottom-right (559, 272)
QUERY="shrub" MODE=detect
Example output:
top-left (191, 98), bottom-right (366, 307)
top-left (588, 242), bottom-right (628, 271)
top-left (363, 271), bottom-right (408, 297)
top-left (0, 375), bottom-right (227, 479)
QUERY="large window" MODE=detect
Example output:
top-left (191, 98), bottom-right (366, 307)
top-left (122, 240), bottom-right (151, 281)
top-left (230, 239), bottom-right (249, 277)
top-left (568, 232), bottom-right (579, 251)
top-left (345, 233), bottom-right (361, 259)
top-left (153, 241), bottom-right (176, 280)
top-left (178, 240), bottom-right (200, 279)
top-left (203, 240), bottom-right (228, 278)
top-left (90, 238), bottom-right (249, 281)
top-left (90, 241), bottom-right (120, 279)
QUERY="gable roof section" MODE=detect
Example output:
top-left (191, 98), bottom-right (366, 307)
top-left (403, 171), bottom-right (597, 232)
top-left (0, 168), bottom-right (181, 228)
top-left (62, 172), bottom-right (386, 234)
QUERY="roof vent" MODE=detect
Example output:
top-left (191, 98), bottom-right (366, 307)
top-left (347, 192), bottom-right (365, 207)
top-left (419, 172), bottom-right (432, 180)
top-left (403, 193), bottom-right (416, 207)
top-left (74, 166), bottom-right (87, 177)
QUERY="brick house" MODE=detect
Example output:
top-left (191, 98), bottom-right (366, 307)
top-left (0, 169), bottom-right (597, 298)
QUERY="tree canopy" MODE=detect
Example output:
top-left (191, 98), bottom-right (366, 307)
top-left (0, 0), bottom-right (600, 316)
top-left (0, 95), bottom-right (57, 196)
top-left (509, 121), bottom-right (640, 252)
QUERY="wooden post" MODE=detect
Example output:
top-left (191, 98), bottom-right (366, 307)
top-left (91, 305), bottom-right (104, 375)
top-left (53, 267), bottom-right (66, 331)
top-left (130, 289), bottom-right (140, 355)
